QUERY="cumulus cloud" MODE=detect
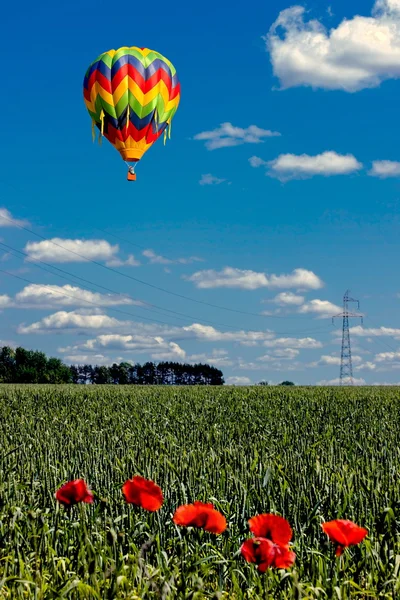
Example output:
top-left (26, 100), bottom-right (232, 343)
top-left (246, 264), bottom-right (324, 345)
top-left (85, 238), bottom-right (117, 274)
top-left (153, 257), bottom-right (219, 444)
top-left (143, 249), bottom-right (203, 265)
top-left (226, 376), bottom-right (252, 385)
top-left (64, 354), bottom-right (112, 366)
top-left (375, 351), bottom-right (400, 362)
top-left (272, 292), bottom-right (305, 306)
top-left (24, 238), bottom-right (119, 263)
top-left (299, 299), bottom-right (342, 318)
top-left (19, 309), bottom-right (295, 349)
top-left (0, 295), bottom-right (11, 308)
top-left (199, 174), bottom-right (226, 185)
top-left (239, 359), bottom-right (304, 372)
top-left (186, 267), bottom-right (323, 290)
top-left (105, 255), bottom-right (141, 267)
top-left (267, 0), bottom-right (400, 92)
top-left (59, 333), bottom-right (186, 362)
top-left (0, 208), bottom-right (29, 228)
top-left (258, 348), bottom-right (300, 360)
top-left (317, 377), bottom-right (366, 385)
top-left (150, 342), bottom-right (187, 361)
top-left (263, 336), bottom-right (322, 349)
top-left (249, 156), bottom-right (268, 168)
top-left (350, 325), bottom-right (400, 337)
top-left (369, 160), bottom-right (400, 177)
top-left (9, 284), bottom-right (139, 309)
top-left (313, 354), bottom-right (362, 366)
top-left (372, 382), bottom-right (400, 385)
top-left (252, 152), bottom-right (363, 181)
top-left (187, 349), bottom-right (233, 367)
top-left (183, 323), bottom-right (275, 344)
top-left (194, 122), bottom-right (280, 150)
top-left (186, 267), bottom-right (269, 290)
top-left (268, 269), bottom-right (323, 290)
top-left (18, 309), bottom-right (127, 334)
top-left (354, 361), bottom-right (377, 371)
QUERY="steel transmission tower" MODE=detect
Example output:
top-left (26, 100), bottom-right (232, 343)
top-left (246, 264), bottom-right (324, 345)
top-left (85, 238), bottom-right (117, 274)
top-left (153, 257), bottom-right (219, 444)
top-left (332, 291), bottom-right (363, 385)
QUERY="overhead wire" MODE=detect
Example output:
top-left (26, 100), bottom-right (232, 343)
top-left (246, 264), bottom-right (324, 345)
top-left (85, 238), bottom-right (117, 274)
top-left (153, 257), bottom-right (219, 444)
top-left (0, 241), bottom-right (335, 336)
top-left (1, 213), bottom-right (328, 322)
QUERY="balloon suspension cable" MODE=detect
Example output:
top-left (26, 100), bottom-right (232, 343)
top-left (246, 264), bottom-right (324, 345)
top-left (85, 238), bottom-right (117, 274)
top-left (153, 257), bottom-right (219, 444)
top-left (125, 161), bottom-right (135, 174)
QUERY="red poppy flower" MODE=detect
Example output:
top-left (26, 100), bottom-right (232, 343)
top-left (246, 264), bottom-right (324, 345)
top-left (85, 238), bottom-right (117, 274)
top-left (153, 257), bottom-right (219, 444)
top-left (322, 520), bottom-right (368, 556)
top-left (122, 475), bottom-right (163, 511)
top-left (173, 501), bottom-right (227, 534)
top-left (249, 514), bottom-right (292, 545)
top-left (55, 479), bottom-right (94, 506)
top-left (241, 537), bottom-right (296, 572)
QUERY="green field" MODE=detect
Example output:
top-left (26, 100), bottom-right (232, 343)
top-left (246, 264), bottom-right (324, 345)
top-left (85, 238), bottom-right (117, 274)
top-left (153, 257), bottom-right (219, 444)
top-left (0, 385), bottom-right (399, 599)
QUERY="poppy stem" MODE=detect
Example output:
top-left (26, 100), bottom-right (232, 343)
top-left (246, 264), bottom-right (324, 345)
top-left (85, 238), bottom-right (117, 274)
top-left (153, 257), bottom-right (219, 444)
top-left (52, 502), bottom-right (60, 553)
top-left (263, 571), bottom-right (270, 600)
top-left (178, 529), bottom-right (188, 598)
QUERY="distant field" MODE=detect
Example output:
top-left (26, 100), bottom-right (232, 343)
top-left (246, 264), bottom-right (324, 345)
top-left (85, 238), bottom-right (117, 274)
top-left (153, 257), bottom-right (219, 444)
top-left (0, 385), bottom-right (399, 598)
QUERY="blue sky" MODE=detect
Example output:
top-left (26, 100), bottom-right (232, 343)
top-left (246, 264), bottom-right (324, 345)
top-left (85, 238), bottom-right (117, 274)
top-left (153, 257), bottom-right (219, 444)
top-left (1, 0), bottom-right (400, 384)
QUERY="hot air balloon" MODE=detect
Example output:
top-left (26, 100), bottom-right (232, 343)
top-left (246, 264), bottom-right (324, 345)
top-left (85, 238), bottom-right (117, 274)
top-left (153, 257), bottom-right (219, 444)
top-left (83, 47), bottom-right (180, 181)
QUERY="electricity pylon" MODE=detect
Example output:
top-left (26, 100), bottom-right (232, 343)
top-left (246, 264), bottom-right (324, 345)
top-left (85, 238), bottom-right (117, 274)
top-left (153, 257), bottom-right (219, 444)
top-left (332, 291), bottom-right (363, 385)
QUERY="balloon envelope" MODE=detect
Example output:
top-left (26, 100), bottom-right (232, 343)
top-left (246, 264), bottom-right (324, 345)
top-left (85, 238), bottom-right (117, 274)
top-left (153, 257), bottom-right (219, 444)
top-left (83, 47), bottom-right (180, 164)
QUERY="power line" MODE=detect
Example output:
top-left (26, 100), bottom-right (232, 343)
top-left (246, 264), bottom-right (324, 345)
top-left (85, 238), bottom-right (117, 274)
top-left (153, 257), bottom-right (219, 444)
top-left (0, 267), bottom-right (197, 328)
top-left (0, 241), bottom-right (242, 328)
top-left (0, 241), bottom-right (332, 336)
top-left (1, 213), bottom-right (323, 321)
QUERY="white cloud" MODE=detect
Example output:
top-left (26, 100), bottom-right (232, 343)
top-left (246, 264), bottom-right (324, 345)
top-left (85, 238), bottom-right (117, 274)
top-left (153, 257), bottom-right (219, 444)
top-left (267, 0), bottom-right (400, 92)
top-left (18, 309), bottom-right (127, 334)
top-left (199, 174), bottom-right (226, 185)
top-left (268, 269), bottom-right (323, 290)
top-left (188, 349), bottom-right (233, 367)
top-left (317, 377), bottom-right (366, 385)
top-left (24, 238), bottom-right (119, 263)
top-left (263, 336), bottom-right (322, 349)
top-left (183, 323), bottom-right (275, 344)
top-left (194, 122), bottom-right (280, 150)
top-left (317, 355), bottom-right (341, 366)
top-left (150, 342), bottom-right (187, 361)
top-left (20, 309), bottom-right (288, 349)
top-left (258, 348), bottom-right (300, 360)
top-left (0, 208), bottom-right (29, 228)
top-left (266, 152), bottom-right (362, 181)
top-left (60, 333), bottom-right (187, 363)
top-left (354, 361), bottom-right (377, 371)
top-left (249, 156), bottom-right (268, 168)
top-left (10, 284), bottom-right (138, 309)
top-left (350, 325), bottom-right (400, 337)
top-left (273, 292), bottom-right (305, 306)
top-left (186, 267), bottom-right (269, 290)
top-left (375, 351), bottom-right (400, 362)
top-left (106, 254), bottom-right (141, 267)
top-left (371, 381), bottom-right (400, 385)
top-left (239, 359), bottom-right (304, 372)
top-left (226, 376), bottom-right (252, 385)
top-left (369, 160), bottom-right (400, 177)
top-left (143, 249), bottom-right (203, 265)
top-left (272, 348), bottom-right (300, 359)
top-left (299, 299), bottom-right (342, 318)
top-left (64, 354), bottom-right (111, 365)
top-left (186, 267), bottom-right (323, 290)
top-left (314, 354), bottom-right (362, 366)
top-left (0, 295), bottom-right (11, 308)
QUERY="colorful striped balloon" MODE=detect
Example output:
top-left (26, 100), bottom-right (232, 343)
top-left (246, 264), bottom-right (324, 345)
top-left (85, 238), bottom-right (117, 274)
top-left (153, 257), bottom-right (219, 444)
top-left (83, 47), bottom-right (180, 179)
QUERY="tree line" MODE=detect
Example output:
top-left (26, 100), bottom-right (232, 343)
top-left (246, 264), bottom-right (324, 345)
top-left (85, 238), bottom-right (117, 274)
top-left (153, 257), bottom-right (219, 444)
top-left (0, 346), bottom-right (225, 385)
